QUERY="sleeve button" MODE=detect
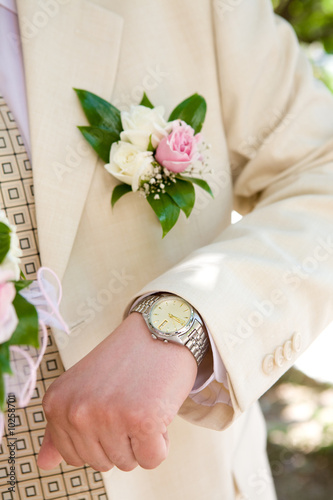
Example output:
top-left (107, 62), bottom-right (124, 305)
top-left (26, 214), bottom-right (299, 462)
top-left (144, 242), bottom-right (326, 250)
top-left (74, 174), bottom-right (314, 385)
top-left (292, 332), bottom-right (302, 352)
top-left (263, 354), bottom-right (274, 375)
top-left (274, 346), bottom-right (285, 367)
top-left (283, 340), bottom-right (293, 360)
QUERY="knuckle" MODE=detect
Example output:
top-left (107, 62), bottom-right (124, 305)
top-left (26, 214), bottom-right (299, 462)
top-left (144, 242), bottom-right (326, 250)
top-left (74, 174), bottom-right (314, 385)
top-left (139, 416), bottom-right (159, 436)
top-left (126, 409), bottom-right (141, 428)
top-left (42, 391), bottom-right (57, 418)
top-left (128, 410), bottom-right (158, 437)
top-left (67, 403), bottom-right (88, 428)
top-left (102, 409), bottom-right (115, 427)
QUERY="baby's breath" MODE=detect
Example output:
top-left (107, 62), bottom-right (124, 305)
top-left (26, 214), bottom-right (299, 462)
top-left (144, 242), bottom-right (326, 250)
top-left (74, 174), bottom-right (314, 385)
top-left (138, 161), bottom-right (177, 198)
top-left (136, 136), bottom-right (212, 199)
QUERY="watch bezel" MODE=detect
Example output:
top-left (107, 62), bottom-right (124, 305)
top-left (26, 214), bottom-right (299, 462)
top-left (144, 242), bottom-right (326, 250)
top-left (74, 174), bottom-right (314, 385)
top-left (145, 295), bottom-right (195, 340)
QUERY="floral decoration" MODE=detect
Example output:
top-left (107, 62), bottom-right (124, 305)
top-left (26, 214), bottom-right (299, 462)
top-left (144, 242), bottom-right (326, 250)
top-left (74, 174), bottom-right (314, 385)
top-left (0, 211), bottom-right (68, 440)
top-left (75, 90), bottom-right (213, 236)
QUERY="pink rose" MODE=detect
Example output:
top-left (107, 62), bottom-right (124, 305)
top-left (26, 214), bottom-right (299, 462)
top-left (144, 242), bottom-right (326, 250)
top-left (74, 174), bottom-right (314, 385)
top-left (155, 122), bottom-right (203, 173)
top-left (0, 270), bottom-right (18, 343)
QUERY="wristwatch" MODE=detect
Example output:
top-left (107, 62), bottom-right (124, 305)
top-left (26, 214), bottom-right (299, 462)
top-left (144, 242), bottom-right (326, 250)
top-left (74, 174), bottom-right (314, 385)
top-left (131, 293), bottom-right (209, 365)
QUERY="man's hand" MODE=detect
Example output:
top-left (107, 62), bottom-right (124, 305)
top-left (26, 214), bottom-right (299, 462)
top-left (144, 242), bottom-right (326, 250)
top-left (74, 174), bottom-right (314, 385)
top-left (37, 313), bottom-right (197, 472)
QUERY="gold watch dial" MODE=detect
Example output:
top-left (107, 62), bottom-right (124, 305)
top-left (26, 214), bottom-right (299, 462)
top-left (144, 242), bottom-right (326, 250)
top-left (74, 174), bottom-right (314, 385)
top-left (150, 297), bottom-right (192, 334)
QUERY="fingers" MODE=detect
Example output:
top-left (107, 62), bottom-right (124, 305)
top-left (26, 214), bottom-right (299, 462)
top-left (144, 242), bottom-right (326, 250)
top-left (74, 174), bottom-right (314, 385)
top-left (38, 424), bottom-right (115, 472)
top-left (100, 433), bottom-right (138, 472)
top-left (130, 430), bottom-right (169, 470)
top-left (38, 423), bottom-right (168, 472)
top-left (71, 432), bottom-right (115, 472)
top-left (38, 424), bottom-right (137, 472)
top-left (37, 425), bottom-right (65, 470)
top-left (37, 312), bottom-right (180, 473)
top-left (41, 423), bottom-right (86, 469)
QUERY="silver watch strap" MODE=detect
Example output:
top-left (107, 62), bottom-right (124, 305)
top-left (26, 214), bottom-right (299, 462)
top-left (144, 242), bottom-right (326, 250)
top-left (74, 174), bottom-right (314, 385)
top-left (131, 294), bottom-right (162, 314)
top-left (131, 294), bottom-right (209, 365)
top-left (179, 319), bottom-right (209, 365)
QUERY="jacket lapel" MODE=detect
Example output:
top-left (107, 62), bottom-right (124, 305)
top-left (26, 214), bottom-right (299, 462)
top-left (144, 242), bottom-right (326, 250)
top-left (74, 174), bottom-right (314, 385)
top-left (16, 0), bottom-right (123, 280)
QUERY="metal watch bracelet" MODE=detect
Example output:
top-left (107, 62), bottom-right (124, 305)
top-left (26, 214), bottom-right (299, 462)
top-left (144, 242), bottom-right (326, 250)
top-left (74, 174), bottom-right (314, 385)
top-left (131, 294), bottom-right (210, 365)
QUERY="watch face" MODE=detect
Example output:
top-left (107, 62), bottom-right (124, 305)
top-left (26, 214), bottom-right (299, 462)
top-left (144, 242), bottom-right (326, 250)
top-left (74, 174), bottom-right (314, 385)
top-left (149, 296), bottom-right (192, 334)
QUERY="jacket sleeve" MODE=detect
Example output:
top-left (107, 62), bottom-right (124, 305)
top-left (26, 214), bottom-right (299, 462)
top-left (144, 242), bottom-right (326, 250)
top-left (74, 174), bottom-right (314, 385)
top-left (134, 0), bottom-right (333, 430)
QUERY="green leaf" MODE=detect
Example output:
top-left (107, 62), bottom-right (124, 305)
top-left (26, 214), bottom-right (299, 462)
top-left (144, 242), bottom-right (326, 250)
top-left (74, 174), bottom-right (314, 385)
top-left (147, 134), bottom-right (155, 152)
top-left (9, 293), bottom-right (39, 348)
top-left (78, 126), bottom-right (119, 163)
top-left (168, 94), bottom-right (207, 134)
top-left (0, 344), bottom-right (12, 376)
top-left (323, 36), bottom-right (333, 54)
top-left (0, 344), bottom-right (13, 410)
top-left (74, 88), bottom-right (122, 134)
top-left (165, 179), bottom-right (195, 218)
top-left (14, 280), bottom-right (33, 292)
top-left (139, 92), bottom-right (154, 109)
top-left (111, 183), bottom-right (132, 208)
top-left (0, 221), bottom-right (11, 264)
top-left (0, 371), bottom-right (5, 412)
top-left (177, 175), bottom-right (214, 198)
top-left (147, 193), bottom-right (180, 237)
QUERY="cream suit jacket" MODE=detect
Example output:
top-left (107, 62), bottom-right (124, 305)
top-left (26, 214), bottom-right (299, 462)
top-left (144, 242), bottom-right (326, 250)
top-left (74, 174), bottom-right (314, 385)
top-left (17, 0), bottom-right (333, 498)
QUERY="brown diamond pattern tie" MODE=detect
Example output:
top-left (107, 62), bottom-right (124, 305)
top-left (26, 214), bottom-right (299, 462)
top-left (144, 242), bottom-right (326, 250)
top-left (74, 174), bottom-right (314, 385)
top-left (0, 95), bottom-right (108, 500)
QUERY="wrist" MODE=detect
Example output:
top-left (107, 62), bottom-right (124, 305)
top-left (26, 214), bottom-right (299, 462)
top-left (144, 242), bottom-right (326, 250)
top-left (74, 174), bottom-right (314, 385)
top-left (130, 293), bottom-right (209, 366)
top-left (126, 312), bottom-right (198, 388)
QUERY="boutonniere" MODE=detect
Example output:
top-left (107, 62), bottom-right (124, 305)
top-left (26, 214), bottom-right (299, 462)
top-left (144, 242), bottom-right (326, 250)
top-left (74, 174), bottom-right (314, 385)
top-left (75, 90), bottom-right (213, 237)
top-left (0, 212), bottom-right (68, 438)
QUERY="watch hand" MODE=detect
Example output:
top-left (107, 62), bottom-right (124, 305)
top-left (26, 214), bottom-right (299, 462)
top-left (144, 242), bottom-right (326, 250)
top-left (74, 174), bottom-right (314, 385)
top-left (168, 313), bottom-right (185, 326)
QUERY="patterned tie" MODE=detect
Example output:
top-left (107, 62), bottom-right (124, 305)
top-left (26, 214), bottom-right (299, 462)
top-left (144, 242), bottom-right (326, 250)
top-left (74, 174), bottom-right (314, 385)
top-left (0, 95), bottom-right (107, 499)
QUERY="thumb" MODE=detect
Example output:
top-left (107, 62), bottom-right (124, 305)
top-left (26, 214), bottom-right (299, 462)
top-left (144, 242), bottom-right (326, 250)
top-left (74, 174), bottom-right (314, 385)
top-left (37, 425), bottom-right (63, 470)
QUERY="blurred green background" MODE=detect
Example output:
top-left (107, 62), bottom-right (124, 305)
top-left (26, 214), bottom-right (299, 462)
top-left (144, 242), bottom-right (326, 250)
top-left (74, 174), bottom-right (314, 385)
top-left (273, 0), bottom-right (333, 91)
top-left (260, 4), bottom-right (333, 500)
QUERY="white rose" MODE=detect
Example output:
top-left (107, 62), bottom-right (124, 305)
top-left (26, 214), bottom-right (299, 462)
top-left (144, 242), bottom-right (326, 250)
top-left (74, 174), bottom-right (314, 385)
top-left (120, 105), bottom-right (167, 150)
top-left (105, 141), bottom-right (154, 192)
top-left (0, 210), bottom-right (21, 280)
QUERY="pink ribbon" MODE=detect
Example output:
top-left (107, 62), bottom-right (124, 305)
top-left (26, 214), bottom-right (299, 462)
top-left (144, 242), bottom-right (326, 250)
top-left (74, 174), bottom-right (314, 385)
top-left (1, 267), bottom-right (69, 442)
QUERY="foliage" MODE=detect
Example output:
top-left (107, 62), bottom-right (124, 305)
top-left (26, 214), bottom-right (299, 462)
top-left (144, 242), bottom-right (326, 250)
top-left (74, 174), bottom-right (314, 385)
top-left (273, 0), bottom-right (333, 91)
top-left (274, 0), bottom-right (333, 52)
